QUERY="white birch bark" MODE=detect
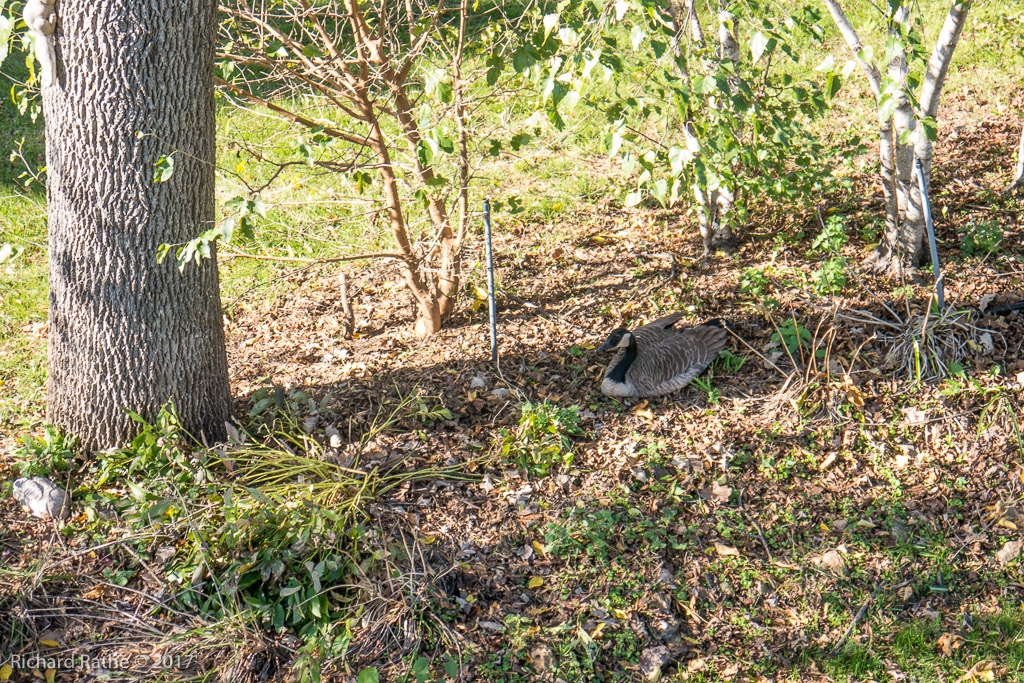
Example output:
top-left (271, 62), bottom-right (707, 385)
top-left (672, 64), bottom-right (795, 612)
top-left (1007, 125), bottom-right (1024, 195)
top-left (826, 0), bottom-right (970, 274)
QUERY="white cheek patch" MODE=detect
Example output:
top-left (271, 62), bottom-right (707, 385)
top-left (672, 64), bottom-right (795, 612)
top-left (616, 334), bottom-right (632, 348)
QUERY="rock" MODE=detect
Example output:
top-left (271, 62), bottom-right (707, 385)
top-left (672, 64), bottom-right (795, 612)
top-left (529, 644), bottom-right (554, 674)
top-left (12, 477), bottom-right (71, 520)
top-left (469, 375), bottom-right (488, 390)
top-left (487, 387), bottom-right (510, 400)
top-left (325, 425), bottom-right (342, 449)
top-left (639, 645), bottom-right (672, 682)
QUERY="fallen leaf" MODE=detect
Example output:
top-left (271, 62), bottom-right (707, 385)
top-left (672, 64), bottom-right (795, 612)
top-left (715, 543), bottom-right (740, 557)
top-left (956, 660), bottom-right (1007, 683)
top-left (632, 401), bottom-right (655, 420)
top-left (938, 633), bottom-right (964, 655)
top-left (711, 481), bottom-right (733, 504)
top-left (0, 664), bottom-right (12, 681)
top-left (996, 540), bottom-right (1023, 565)
top-left (528, 576), bottom-right (544, 589)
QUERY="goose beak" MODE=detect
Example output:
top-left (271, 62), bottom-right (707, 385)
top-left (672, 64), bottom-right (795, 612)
top-left (597, 340), bottom-right (611, 352)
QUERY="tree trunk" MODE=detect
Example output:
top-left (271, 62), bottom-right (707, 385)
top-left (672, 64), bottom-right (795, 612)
top-left (44, 0), bottom-right (232, 452)
top-left (826, 0), bottom-right (970, 276)
top-left (1008, 124), bottom-right (1024, 195)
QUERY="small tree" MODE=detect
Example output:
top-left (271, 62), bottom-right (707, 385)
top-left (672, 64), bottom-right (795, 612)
top-left (532, 0), bottom-right (845, 257)
top-left (825, 0), bottom-right (970, 275)
top-left (212, 0), bottom-right (529, 337)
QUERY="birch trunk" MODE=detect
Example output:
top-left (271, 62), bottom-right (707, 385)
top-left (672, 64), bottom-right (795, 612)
top-left (826, 0), bottom-right (971, 276)
top-left (1007, 125), bottom-right (1024, 195)
top-left (44, 0), bottom-right (232, 451)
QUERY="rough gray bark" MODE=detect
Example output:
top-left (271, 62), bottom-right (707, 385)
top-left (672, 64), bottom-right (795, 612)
top-left (43, 0), bottom-right (231, 451)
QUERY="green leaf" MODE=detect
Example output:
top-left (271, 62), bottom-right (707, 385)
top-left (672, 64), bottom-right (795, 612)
top-left (357, 669), bottom-right (379, 683)
top-left (543, 13), bottom-right (558, 41)
top-left (920, 116), bottom-right (937, 142)
top-left (154, 154), bottom-right (175, 182)
top-left (510, 133), bottom-right (532, 151)
top-left (624, 191), bottom-right (642, 207)
top-left (630, 25), bottom-right (645, 51)
top-left (750, 31), bottom-right (769, 64)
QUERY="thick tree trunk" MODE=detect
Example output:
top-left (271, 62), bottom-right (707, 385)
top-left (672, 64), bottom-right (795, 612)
top-left (44, 0), bottom-right (232, 451)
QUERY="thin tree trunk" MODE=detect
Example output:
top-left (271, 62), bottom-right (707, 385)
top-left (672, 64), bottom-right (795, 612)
top-left (1007, 125), bottom-right (1024, 195)
top-left (826, 0), bottom-right (969, 275)
top-left (714, 0), bottom-right (739, 246)
top-left (44, 0), bottom-right (231, 451)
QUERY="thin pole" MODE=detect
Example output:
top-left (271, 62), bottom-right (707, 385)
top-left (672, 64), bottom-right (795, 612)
top-left (914, 157), bottom-right (944, 311)
top-left (483, 199), bottom-right (498, 363)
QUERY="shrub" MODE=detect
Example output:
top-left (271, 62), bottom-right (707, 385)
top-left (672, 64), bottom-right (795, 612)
top-left (499, 401), bottom-right (584, 477)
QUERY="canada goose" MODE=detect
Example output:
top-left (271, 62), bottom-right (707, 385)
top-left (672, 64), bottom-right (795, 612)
top-left (597, 314), bottom-right (729, 398)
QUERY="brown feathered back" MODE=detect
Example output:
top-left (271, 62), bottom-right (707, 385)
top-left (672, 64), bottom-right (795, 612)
top-left (603, 314), bottom-right (729, 397)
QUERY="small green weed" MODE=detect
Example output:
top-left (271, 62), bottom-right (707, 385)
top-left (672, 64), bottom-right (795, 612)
top-left (11, 425), bottom-right (76, 478)
top-left (812, 256), bottom-right (847, 295)
top-left (958, 220), bottom-right (1002, 257)
top-left (740, 267), bottom-right (769, 297)
top-left (771, 318), bottom-right (822, 359)
top-left (498, 401), bottom-right (584, 477)
top-left (812, 214), bottom-right (848, 255)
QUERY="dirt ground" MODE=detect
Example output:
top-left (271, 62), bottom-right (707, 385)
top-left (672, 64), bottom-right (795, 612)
top-left (2, 101), bottom-right (1024, 682)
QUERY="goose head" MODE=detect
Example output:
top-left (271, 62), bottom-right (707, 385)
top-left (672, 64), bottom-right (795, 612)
top-left (597, 328), bottom-right (633, 352)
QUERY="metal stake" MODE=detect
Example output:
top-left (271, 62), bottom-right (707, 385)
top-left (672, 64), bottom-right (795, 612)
top-left (483, 199), bottom-right (498, 364)
top-left (914, 156), bottom-right (944, 311)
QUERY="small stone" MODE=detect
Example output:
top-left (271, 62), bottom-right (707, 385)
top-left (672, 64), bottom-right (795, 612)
top-left (12, 477), bottom-right (71, 520)
top-left (813, 549), bottom-right (846, 572)
top-left (639, 645), bottom-right (672, 682)
top-left (891, 520), bottom-right (910, 543)
top-left (479, 620), bottom-right (504, 633)
top-left (325, 425), bottom-right (342, 449)
top-left (487, 387), bottom-right (510, 400)
top-left (470, 375), bottom-right (488, 390)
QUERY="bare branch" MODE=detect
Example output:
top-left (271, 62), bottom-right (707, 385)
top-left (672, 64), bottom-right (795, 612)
top-left (824, 0), bottom-right (882, 98)
top-left (215, 77), bottom-right (372, 148)
top-left (919, 1), bottom-right (971, 118)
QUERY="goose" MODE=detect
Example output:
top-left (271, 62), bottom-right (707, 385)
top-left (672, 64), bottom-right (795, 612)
top-left (597, 313), bottom-right (729, 398)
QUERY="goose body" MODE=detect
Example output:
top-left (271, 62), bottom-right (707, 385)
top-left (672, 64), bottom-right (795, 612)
top-left (598, 313), bottom-right (729, 398)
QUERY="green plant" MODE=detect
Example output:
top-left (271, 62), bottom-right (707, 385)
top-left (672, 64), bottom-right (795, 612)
top-left (813, 214), bottom-right (849, 255)
top-left (958, 220), bottom-right (1003, 257)
top-left (716, 349), bottom-right (747, 373)
top-left (740, 267), bottom-right (770, 298)
top-left (692, 376), bottom-right (721, 405)
top-left (12, 425), bottom-right (76, 478)
top-left (812, 256), bottom-right (847, 294)
top-left (499, 401), bottom-right (585, 477)
top-left (771, 318), bottom-right (822, 358)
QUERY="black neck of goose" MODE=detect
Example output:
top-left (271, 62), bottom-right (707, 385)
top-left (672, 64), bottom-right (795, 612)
top-left (605, 335), bottom-right (637, 383)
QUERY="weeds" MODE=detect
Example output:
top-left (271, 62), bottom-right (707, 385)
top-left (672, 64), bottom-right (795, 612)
top-left (10, 425), bottom-right (75, 477)
top-left (498, 401), bottom-right (585, 477)
top-left (958, 220), bottom-right (1003, 257)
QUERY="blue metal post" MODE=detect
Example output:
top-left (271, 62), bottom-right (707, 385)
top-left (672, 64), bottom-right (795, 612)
top-left (483, 199), bottom-right (498, 363)
top-left (914, 157), bottom-right (944, 311)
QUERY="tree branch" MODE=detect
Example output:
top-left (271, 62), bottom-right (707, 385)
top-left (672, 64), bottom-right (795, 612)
top-left (919, 0), bottom-right (971, 118)
top-left (215, 77), bottom-right (373, 148)
top-left (824, 0), bottom-right (882, 99)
